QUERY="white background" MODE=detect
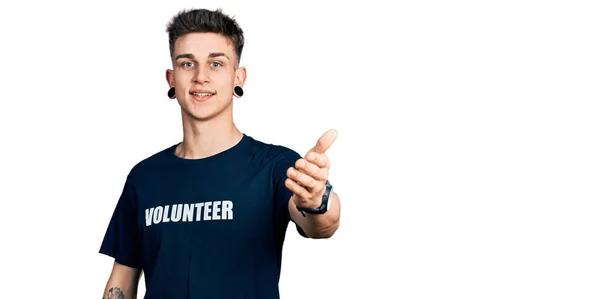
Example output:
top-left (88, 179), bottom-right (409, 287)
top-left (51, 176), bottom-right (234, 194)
top-left (0, 0), bottom-right (599, 298)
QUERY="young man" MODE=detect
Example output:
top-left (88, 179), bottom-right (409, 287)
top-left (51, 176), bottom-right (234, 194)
top-left (99, 8), bottom-right (341, 299)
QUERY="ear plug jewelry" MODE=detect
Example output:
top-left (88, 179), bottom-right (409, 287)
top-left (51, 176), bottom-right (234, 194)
top-left (234, 86), bottom-right (244, 97)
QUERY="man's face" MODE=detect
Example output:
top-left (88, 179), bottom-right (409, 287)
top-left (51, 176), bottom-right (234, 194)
top-left (167, 32), bottom-right (245, 121)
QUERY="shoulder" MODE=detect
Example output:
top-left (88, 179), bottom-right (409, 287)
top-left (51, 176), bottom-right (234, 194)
top-left (125, 143), bottom-right (179, 181)
top-left (244, 134), bottom-right (302, 166)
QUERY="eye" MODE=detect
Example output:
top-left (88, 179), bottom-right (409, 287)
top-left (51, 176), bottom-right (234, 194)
top-left (211, 61), bottom-right (223, 68)
top-left (182, 61), bottom-right (195, 68)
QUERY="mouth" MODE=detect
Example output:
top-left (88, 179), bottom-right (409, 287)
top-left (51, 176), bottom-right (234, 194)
top-left (190, 91), bottom-right (215, 102)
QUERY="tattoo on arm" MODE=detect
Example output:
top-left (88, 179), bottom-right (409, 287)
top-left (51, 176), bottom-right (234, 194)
top-left (107, 287), bottom-right (125, 299)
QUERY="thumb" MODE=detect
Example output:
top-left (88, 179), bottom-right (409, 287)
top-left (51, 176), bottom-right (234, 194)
top-left (311, 129), bottom-right (338, 154)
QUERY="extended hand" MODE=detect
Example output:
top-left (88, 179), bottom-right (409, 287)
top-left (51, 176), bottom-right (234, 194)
top-left (286, 129), bottom-right (337, 209)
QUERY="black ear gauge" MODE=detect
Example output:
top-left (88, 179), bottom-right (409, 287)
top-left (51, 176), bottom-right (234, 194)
top-left (234, 86), bottom-right (244, 97)
top-left (168, 87), bottom-right (176, 99)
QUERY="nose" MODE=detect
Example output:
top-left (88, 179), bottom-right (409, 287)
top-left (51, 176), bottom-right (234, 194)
top-left (194, 64), bottom-right (210, 84)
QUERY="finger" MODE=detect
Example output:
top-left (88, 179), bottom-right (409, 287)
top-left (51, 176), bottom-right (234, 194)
top-left (311, 129), bottom-right (338, 154)
top-left (285, 178), bottom-right (312, 199)
top-left (287, 166), bottom-right (320, 190)
top-left (295, 158), bottom-right (328, 181)
top-left (305, 152), bottom-right (330, 169)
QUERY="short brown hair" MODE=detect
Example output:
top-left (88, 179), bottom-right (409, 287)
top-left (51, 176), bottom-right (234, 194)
top-left (166, 8), bottom-right (245, 64)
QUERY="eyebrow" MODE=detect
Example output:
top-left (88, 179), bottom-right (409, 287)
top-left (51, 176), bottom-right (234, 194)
top-left (174, 52), bottom-right (230, 60)
top-left (208, 52), bottom-right (229, 60)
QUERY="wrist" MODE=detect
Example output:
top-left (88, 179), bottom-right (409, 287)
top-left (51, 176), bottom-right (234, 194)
top-left (296, 181), bottom-right (333, 217)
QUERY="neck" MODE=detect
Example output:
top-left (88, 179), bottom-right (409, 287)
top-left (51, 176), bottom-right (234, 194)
top-left (175, 108), bottom-right (243, 159)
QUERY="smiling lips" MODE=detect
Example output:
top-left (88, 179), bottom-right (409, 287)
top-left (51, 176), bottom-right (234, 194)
top-left (190, 90), bottom-right (215, 102)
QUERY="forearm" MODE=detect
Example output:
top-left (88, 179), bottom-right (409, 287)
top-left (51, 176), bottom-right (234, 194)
top-left (103, 262), bottom-right (141, 299)
top-left (289, 192), bottom-right (341, 238)
top-left (103, 284), bottom-right (137, 299)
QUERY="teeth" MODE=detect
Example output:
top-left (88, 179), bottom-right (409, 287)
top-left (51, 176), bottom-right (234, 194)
top-left (193, 93), bottom-right (213, 97)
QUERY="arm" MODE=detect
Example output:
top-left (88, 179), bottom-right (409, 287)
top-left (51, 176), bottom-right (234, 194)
top-left (285, 129), bottom-right (341, 239)
top-left (102, 261), bottom-right (142, 299)
top-left (99, 176), bottom-right (143, 298)
top-left (289, 191), bottom-right (341, 238)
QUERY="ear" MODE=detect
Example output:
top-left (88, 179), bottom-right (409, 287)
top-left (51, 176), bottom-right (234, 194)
top-left (166, 69), bottom-right (174, 87)
top-left (234, 66), bottom-right (247, 89)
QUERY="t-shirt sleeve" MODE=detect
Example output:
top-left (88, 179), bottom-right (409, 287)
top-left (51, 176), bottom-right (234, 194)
top-left (273, 149), bottom-right (308, 238)
top-left (99, 176), bottom-right (143, 269)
